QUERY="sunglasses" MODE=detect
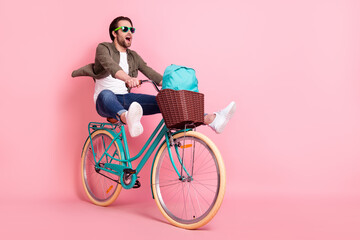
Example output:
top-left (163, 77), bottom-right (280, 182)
top-left (114, 26), bottom-right (136, 34)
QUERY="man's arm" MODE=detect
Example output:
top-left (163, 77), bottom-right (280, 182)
top-left (134, 51), bottom-right (163, 86)
top-left (115, 69), bottom-right (140, 88)
top-left (96, 43), bottom-right (122, 78)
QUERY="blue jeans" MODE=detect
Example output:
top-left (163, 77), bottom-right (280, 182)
top-left (96, 90), bottom-right (161, 120)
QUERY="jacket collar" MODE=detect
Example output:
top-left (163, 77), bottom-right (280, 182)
top-left (110, 41), bottom-right (131, 54)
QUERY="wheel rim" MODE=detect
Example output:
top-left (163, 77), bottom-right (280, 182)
top-left (155, 136), bottom-right (220, 224)
top-left (83, 133), bottom-right (120, 202)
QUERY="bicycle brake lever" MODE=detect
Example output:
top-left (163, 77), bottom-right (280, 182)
top-left (141, 79), bottom-right (160, 92)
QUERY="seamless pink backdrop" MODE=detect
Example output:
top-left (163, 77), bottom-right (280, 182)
top-left (1, 0), bottom-right (360, 199)
top-left (1, 0), bottom-right (360, 238)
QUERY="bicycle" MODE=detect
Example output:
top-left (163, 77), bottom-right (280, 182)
top-left (80, 80), bottom-right (226, 229)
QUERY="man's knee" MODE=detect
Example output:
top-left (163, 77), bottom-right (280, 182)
top-left (98, 90), bottom-right (116, 103)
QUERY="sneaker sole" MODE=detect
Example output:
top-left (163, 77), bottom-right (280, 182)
top-left (216, 101), bottom-right (236, 134)
top-left (127, 102), bottom-right (143, 137)
top-left (225, 101), bottom-right (236, 120)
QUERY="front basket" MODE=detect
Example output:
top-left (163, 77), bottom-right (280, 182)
top-left (156, 89), bottom-right (204, 129)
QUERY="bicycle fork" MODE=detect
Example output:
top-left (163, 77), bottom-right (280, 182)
top-left (165, 131), bottom-right (194, 182)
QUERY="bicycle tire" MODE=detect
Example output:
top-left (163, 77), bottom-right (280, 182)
top-left (81, 130), bottom-right (123, 206)
top-left (151, 131), bottom-right (226, 229)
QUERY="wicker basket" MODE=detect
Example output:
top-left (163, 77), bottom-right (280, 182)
top-left (156, 89), bottom-right (204, 129)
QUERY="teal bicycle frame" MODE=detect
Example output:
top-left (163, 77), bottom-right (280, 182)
top-left (85, 119), bottom-right (192, 191)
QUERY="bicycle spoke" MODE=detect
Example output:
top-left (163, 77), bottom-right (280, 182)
top-left (158, 181), bottom-right (182, 188)
top-left (181, 181), bottom-right (187, 219)
top-left (83, 131), bottom-right (122, 204)
top-left (192, 179), bottom-right (217, 193)
top-left (162, 182), bottom-right (183, 203)
top-left (191, 181), bottom-right (204, 216)
top-left (193, 171), bottom-right (218, 176)
top-left (154, 134), bottom-right (223, 226)
top-left (188, 181), bottom-right (212, 207)
top-left (187, 182), bottom-right (198, 219)
top-left (193, 153), bottom-right (213, 175)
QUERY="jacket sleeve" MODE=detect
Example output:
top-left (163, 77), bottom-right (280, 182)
top-left (134, 51), bottom-right (163, 85)
top-left (95, 43), bottom-right (122, 78)
top-left (71, 64), bottom-right (95, 78)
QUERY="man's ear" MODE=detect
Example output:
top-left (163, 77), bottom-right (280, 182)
top-left (112, 30), bottom-right (117, 39)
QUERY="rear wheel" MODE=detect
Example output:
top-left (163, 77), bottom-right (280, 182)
top-left (152, 131), bottom-right (226, 229)
top-left (81, 130), bottom-right (123, 206)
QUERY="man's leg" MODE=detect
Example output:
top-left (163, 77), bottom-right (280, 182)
top-left (121, 93), bottom-right (160, 115)
top-left (96, 90), bottom-right (144, 137)
top-left (119, 93), bottom-right (236, 134)
top-left (96, 90), bottom-right (127, 121)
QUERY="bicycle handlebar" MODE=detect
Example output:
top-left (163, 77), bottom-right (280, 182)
top-left (140, 79), bottom-right (161, 92)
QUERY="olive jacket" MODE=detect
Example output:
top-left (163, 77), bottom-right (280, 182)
top-left (71, 42), bottom-right (162, 84)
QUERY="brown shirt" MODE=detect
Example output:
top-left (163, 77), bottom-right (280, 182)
top-left (71, 42), bottom-right (162, 84)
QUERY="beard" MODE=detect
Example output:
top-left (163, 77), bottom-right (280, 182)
top-left (116, 36), bottom-right (131, 49)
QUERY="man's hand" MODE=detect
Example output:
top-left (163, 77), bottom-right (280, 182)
top-left (125, 77), bottom-right (141, 88)
top-left (115, 70), bottom-right (141, 88)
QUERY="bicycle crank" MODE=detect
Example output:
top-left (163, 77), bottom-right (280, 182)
top-left (120, 169), bottom-right (139, 189)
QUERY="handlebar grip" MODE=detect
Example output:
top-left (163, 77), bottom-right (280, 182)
top-left (127, 79), bottom-right (160, 92)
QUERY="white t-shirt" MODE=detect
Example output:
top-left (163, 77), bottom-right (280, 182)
top-left (93, 52), bottom-right (129, 103)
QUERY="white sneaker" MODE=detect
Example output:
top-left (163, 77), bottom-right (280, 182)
top-left (209, 101), bottom-right (236, 134)
top-left (125, 102), bottom-right (143, 137)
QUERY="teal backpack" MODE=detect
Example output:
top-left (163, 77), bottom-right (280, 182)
top-left (162, 64), bottom-right (199, 92)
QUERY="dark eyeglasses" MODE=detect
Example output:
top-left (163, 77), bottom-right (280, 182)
top-left (114, 26), bottom-right (136, 34)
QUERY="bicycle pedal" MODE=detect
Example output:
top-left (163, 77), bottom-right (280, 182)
top-left (123, 168), bottom-right (136, 174)
top-left (132, 180), bottom-right (141, 189)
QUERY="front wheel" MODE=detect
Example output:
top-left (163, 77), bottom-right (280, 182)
top-left (151, 131), bottom-right (226, 229)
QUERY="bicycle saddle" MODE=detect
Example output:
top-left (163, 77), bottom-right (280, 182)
top-left (106, 117), bottom-right (119, 124)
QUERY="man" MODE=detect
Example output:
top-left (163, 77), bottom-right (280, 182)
top-left (72, 16), bottom-right (235, 137)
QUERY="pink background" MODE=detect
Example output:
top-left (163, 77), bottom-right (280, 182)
top-left (1, 0), bottom-right (360, 239)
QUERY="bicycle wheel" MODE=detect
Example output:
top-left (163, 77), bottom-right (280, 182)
top-left (152, 131), bottom-right (226, 229)
top-left (81, 130), bottom-right (123, 206)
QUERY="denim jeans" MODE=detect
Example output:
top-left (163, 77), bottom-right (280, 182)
top-left (96, 90), bottom-right (161, 120)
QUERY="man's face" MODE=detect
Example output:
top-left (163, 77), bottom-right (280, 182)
top-left (113, 20), bottom-right (133, 49)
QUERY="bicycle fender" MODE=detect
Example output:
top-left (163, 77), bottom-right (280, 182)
top-left (150, 139), bottom-right (166, 199)
top-left (81, 135), bottom-right (91, 158)
top-left (81, 129), bottom-right (126, 161)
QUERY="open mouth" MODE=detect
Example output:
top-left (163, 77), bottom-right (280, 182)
top-left (125, 36), bottom-right (131, 42)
